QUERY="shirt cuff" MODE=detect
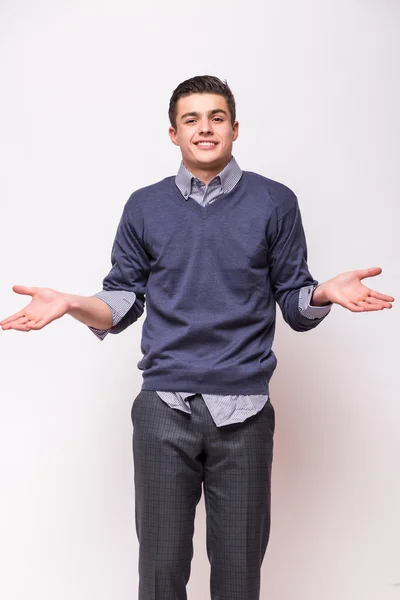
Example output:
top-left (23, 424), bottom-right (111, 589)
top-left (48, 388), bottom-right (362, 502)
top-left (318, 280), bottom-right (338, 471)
top-left (298, 284), bottom-right (332, 320)
top-left (88, 290), bottom-right (137, 340)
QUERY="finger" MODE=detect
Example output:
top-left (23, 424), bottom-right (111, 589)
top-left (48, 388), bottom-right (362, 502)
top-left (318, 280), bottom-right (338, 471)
top-left (367, 289), bottom-right (394, 302)
top-left (346, 300), bottom-right (384, 312)
top-left (26, 319), bottom-right (46, 330)
top-left (364, 297), bottom-right (392, 309)
top-left (2, 321), bottom-right (32, 331)
top-left (363, 303), bottom-right (387, 311)
top-left (1, 316), bottom-right (30, 329)
top-left (345, 302), bottom-right (367, 312)
top-left (0, 310), bottom-right (26, 325)
top-left (356, 300), bottom-right (390, 312)
top-left (355, 267), bottom-right (382, 280)
top-left (12, 285), bottom-right (36, 296)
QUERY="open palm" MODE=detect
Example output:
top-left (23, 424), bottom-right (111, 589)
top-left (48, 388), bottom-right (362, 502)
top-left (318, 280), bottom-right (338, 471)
top-left (319, 267), bottom-right (394, 312)
top-left (0, 285), bottom-right (70, 331)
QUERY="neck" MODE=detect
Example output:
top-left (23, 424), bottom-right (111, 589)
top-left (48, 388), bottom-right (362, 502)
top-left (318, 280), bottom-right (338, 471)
top-left (183, 156), bottom-right (232, 185)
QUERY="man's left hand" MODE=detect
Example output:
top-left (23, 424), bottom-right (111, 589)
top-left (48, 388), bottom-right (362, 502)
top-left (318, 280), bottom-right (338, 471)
top-left (311, 267), bottom-right (394, 312)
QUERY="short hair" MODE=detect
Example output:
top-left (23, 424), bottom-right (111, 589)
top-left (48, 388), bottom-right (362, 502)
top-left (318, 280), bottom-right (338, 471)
top-left (168, 75), bottom-right (236, 130)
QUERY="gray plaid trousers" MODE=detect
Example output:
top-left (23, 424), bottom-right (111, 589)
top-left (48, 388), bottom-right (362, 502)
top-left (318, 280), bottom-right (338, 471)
top-left (131, 390), bottom-right (275, 600)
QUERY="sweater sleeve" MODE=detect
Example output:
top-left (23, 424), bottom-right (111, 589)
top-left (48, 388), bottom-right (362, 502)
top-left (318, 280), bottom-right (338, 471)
top-left (88, 196), bottom-right (151, 340)
top-left (267, 190), bottom-right (331, 332)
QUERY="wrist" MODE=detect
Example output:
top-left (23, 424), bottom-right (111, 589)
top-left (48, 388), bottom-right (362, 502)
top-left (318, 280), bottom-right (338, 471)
top-left (311, 283), bottom-right (331, 307)
top-left (64, 293), bottom-right (80, 313)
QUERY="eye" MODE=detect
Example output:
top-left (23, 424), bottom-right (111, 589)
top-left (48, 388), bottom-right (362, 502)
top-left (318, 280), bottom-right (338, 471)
top-left (213, 117), bottom-right (223, 122)
top-left (185, 119), bottom-right (196, 124)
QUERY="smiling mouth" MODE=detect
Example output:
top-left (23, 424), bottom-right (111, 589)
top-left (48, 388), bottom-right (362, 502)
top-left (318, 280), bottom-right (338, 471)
top-left (194, 141), bottom-right (218, 149)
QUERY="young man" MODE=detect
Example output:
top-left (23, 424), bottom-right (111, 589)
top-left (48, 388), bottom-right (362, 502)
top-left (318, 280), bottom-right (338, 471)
top-left (0, 76), bottom-right (394, 600)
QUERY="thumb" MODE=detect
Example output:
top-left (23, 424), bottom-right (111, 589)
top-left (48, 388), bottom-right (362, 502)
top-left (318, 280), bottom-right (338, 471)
top-left (12, 285), bottom-right (36, 296)
top-left (356, 267), bottom-right (382, 280)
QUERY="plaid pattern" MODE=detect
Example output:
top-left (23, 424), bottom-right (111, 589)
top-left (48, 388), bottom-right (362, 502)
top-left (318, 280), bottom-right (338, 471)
top-left (132, 389), bottom-right (275, 600)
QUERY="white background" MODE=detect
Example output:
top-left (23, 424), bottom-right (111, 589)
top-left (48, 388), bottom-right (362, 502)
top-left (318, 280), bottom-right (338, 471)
top-left (0, 1), bottom-right (399, 599)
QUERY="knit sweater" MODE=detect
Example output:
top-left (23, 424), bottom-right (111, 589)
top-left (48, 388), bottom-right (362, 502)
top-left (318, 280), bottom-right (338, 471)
top-left (93, 170), bottom-right (329, 395)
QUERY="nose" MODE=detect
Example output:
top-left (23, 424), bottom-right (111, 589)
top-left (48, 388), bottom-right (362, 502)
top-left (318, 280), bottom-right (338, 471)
top-left (199, 116), bottom-right (213, 135)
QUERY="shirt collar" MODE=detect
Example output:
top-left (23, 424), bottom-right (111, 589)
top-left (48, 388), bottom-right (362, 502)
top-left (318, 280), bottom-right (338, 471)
top-left (175, 155), bottom-right (242, 199)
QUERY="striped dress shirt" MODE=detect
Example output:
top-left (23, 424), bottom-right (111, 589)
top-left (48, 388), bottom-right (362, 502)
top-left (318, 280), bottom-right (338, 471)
top-left (89, 156), bottom-right (332, 426)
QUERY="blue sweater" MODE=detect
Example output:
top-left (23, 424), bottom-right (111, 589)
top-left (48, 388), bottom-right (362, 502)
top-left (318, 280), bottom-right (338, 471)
top-left (100, 171), bottom-right (328, 395)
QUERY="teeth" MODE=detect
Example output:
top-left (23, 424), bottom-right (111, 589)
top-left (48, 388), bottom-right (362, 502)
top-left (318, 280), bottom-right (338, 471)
top-left (197, 142), bottom-right (215, 146)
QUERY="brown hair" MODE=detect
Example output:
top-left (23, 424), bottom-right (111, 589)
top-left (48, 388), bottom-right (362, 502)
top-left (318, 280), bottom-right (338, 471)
top-left (168, 75), bottom-right (236, 130)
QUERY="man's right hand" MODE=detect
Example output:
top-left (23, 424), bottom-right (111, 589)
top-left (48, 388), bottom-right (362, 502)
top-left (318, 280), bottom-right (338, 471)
top-left (0, 286), bottom-right (70, 332)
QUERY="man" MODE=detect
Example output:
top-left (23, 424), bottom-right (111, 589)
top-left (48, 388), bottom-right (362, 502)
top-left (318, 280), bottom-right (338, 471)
top-left (0, 75), bottom-right (394, 600)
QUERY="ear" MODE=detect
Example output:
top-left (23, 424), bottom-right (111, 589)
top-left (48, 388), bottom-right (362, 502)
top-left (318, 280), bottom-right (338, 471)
top-left (232, 120), bottom-right (239, 142)
top-left (169, 126), bottom-right (180, 147)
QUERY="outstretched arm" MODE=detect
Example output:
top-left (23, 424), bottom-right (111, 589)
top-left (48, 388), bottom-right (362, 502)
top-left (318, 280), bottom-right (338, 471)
top-left (311, 267), bottom-right (394, 312)
top-left (0, 285), bottom-right (114, 332)
top-left (1, 193), bottom-right (150, 336)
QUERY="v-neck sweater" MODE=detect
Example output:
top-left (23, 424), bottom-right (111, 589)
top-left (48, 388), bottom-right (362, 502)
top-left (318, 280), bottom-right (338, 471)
top-left (101, 170), bottom-right (325, 395)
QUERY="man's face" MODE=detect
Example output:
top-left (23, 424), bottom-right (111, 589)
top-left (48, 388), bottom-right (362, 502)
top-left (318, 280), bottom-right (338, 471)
top-left (169, 93), bottom-right (239, 175)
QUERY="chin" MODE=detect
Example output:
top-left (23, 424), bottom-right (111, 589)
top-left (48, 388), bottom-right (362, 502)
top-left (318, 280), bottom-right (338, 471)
top-left (194, 152), bottom-right (224, 163)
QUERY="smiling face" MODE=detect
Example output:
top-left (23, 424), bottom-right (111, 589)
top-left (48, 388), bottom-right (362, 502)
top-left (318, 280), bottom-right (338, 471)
top-left (168, 93), bottom-right (239, 184)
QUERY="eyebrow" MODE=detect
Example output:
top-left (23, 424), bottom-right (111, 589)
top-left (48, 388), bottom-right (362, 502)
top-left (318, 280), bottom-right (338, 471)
top-left (180, 109), bottom-right (228, 121)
